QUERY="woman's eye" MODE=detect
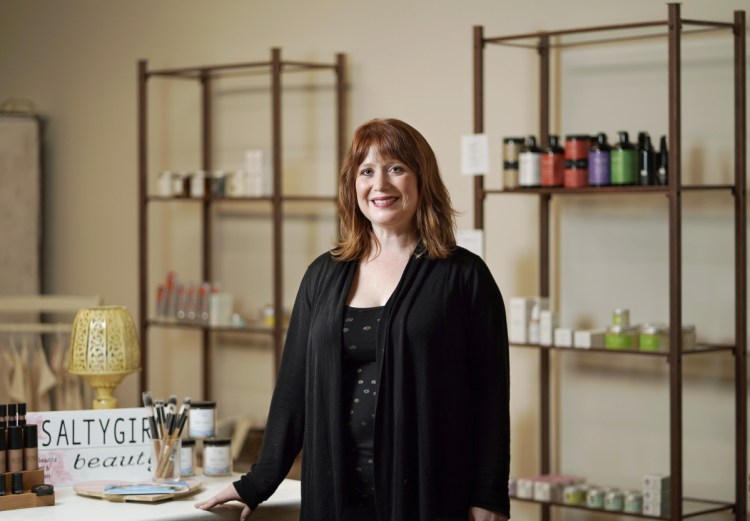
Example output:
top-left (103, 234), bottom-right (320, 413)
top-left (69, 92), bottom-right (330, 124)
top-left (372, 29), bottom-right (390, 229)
top-left (390, 165), bottom-right (404, 173)
top-left (359, 168), bottom-right (373, 176)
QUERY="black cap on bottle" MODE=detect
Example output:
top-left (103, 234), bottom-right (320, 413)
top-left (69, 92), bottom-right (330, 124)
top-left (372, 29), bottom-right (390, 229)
top-left (8, 426), bottom-right (22, 450)
top-left (24, 424), bottom-right (38, 449)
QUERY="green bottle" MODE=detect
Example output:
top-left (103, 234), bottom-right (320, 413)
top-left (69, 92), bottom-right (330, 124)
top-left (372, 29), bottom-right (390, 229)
top-left (611, 131), bottom-right (636, 185)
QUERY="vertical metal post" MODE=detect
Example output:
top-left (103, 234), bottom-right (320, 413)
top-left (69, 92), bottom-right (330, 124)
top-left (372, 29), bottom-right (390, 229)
top-left (336, 53), bottom-right (347, 168)
top-left (200, 70), bottom-right (213, 400)
top-left (271, 48), bottom-right (284, 375)
top-left (137, 60), bottom-right (148, 397)
top-left (538, 33), bottom-right (552, 521)
top-left (733, 9), bottom-right (747, 521)
top-left (667, 4), bottom-right (683, 520)
top-left (473, 26), bottom-right (485, 230)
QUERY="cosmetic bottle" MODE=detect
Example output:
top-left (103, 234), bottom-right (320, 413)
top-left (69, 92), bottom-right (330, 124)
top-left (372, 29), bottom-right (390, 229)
top-left (8, 426), bottom-right (23, 472)
top-left (656, 135), bottom-right (668, 185)
top-left (588, 132), bottom-right (611, 186)
top-left (519, 136), bottom-right (541, 187)
top-left (17, 403), bottom-right (26, 427)
top-left (8, 404), bottom-right (17, 427)
top-left (502, 137), bottom-right (525, 189)
top-left (611, 131), bottom-right (636, 185)
top-left (637, 132), bottom-right (655, 185)
top-left (540, 135), bottom-right (565, 187)
top-left (0, 472), bottom-right (5, 496)
top-left (0, 403), bottom-right (6, 430)
top-left (0, 427), bottom-right (6, 472)
top-left (12, 472), bottom-right (23, 494)
top-left (24, 424), bottom-right (38, 470)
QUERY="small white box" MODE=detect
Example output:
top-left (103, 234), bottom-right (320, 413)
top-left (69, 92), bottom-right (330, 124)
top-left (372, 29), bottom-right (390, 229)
top-left (643, 489), bottom-right (670, 502)
top-left (516, 478), bottom-right (536, 499)
top-left (554, 327), bottom-right (573, 347)
top-left (244, 149), bottom-right (273, 196)
top-left (539, 310), bottom-right (557, 346)
top-left (509, 297), bottom-right (534, 344)
top-left (643, 474), bottom-right (670, 491)
top-left (573, 329), bottom-right (605, 349)
top-left (209, 293), bottom-right (234, 327)
top-left (642, 499), bottom-right (670, 517)
top-left (533, 480), bottom-right (562, 502)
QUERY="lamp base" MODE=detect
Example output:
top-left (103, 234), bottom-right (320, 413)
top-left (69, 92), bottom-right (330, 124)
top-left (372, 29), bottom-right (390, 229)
top-left (92, 388), bottom-right (119, 409)
top-left (72, 370), bottom-right (139, 410)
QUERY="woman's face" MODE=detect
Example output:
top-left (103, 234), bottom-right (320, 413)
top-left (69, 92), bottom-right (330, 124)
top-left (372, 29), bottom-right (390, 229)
top-left (355, 146), bottom-right (419, 236)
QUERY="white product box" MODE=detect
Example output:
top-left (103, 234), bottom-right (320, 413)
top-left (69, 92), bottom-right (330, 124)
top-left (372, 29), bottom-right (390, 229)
top-left (244, 149), bottom-right (273, 196)
top-left (540, 310), bottom-right (558, 346)
top-left (643, 489), bottom-right (670, 503)
top-left (573, 329), bottom-right (605, 349)
top-left (509, 297), bottom-right (535, 344)
top-left (209, 292), bottom-right (234, 327)
top-left (643, 473), bottom-right (670, 491)
top-left (533, 480), bottom-right (562, 502)
top-left (642, 499), bottom-right (670, 517)
top-left (516, 478), bottom-right (536, 499)
top-left (554, 327), bottom-right (573, 347)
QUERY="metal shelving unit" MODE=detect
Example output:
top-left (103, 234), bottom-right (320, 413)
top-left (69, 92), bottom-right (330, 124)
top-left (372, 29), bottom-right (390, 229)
top-left (473, 4), bottom-right (745, 520)
top-left (137, 48), bottom-right (347, 400)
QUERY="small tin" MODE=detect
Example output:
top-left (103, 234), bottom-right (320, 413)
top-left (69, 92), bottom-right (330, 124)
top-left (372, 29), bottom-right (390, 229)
top-left (624, 490), bottom-right (643, 514)
top-left (563, 484), bottom-right (586, 505)
top-left (604, 488), bottom-right (624, 511)
top-left (612, 308), bottom-right (630, 326)
top-left (639, 323), bottom-right (669, 352)
top-left (190, 171), bottom-right (206, 198)
top-left (605, 324), bottom-right (638, 350)
top-left (189, 401), bottom-right (217, 439)
top-left (203, 438), bottom-right (232, 476)
top-left (586, 487), bottom-right (605, 509)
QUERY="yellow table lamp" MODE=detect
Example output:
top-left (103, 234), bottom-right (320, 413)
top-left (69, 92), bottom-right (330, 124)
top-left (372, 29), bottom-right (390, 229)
top-left (68, 306), bottom-right (141, 409)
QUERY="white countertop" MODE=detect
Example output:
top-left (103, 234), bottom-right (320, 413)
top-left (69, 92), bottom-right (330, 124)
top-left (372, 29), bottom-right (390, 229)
top-left (3, 475), bottom-right (301, 521)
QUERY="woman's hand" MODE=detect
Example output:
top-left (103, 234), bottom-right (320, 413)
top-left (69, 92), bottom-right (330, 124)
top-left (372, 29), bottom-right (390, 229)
top-left (195, 484), bottom-right (253, 520)
top-left (468, 506), bottom-right (509, 521)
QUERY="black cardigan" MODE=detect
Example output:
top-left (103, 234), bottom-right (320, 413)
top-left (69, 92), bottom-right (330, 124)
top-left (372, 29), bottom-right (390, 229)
top-left (234, 246), bottom-right (510, 520)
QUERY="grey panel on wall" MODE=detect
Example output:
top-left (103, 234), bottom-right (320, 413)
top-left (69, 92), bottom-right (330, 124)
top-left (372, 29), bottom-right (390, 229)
top-left (0, 115), bottom-right (41, 295)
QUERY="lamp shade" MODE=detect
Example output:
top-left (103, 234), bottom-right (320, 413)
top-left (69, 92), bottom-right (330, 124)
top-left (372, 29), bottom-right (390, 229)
top-left (68, 306), bottom-right (141, 409)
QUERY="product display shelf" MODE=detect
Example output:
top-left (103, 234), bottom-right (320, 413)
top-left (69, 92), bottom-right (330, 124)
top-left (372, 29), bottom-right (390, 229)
top-left (473, 4), bottom-right (746, 521)
top-left (510, 342), bottom-right (735, 357)
top-left (138, 48), bottom-right (347, 401)
top-left (510, 495), bottom-right (734, 520)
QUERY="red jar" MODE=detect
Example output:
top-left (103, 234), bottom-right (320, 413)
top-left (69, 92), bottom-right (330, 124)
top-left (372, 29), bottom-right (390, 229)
top-left (565, 135), bottom-right (591, 161)
top-left (564, 164), bottom-right (589, 188)
top-left (541, 135), bottom-right (564, 187)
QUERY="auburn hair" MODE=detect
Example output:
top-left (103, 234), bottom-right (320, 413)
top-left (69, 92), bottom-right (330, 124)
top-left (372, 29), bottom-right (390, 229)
top-left (332, 118), bottom-right (457, 261)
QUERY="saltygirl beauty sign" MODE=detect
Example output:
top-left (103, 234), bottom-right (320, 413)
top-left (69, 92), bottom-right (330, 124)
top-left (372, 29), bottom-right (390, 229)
top-left (27, 408), bottom-right (153, 486)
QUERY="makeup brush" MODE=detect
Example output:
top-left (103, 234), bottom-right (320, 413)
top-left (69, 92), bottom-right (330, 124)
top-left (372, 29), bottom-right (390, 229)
top-left (166, 395), bottom-right (178, 429)
top-left (175, 397), bottom-right (192, 437)
top-left (141, 392), bottom-right (159, 440)
top-left (155, 400), bottom-right (166, 439)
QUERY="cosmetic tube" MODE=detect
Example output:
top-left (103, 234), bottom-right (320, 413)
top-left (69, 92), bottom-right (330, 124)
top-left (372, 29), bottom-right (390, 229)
top-left (0, 427), bottom-right (6, 473)
top-left (0, 472), bottom-right (5, 496)
top-left (17, 403), bottom-right (26, 427)
top-left (24, 424), bottom-right (38, 470)
top-left (8, 426), bottom-right (23, 472)
top-left (8, 404), bottom-right (17, 427)
top-left (0, 403), bottom-right (6, 430)
top-left (12, 472), bottom-right (23, 494)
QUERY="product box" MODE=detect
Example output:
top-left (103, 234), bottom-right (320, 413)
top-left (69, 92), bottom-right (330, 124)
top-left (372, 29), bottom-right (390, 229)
top-left (554, 327), bottom-right (573, 348)
top-left (573, 329), bottom-right (605, 349)
top-left (643, 488), bottom-right (670, 503)
top-left (509, 297), bottom-right (535, 344)
top-left (643, 473), bottom-right (670, 491)
top-left (540, 310), bottom-right (558, 346)
top-left (244, 149), bottom-right (272, 196)
top-left (516, 477), bottom-right (536, 499)
top-left (642, 499), bottom-right (670, 517)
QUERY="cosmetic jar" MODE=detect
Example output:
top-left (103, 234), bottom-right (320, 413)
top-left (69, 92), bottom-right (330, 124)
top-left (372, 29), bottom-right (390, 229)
top-left (604, 488), bottom-right (624, 511)
top-left (623, 490), bottom-right (643, 513)
top-left (210, 171), bottom-right (226, 197)
top-left (190, 171), bottom-right (206, 198)
top-left (170, 173), bottom-right (188, 197)
top-left (0, 427), bottom-right (6, 473)
top-left (24, 423), bottom-right (38, 470)
top-left (565, 134), bottom-right (591, 161)
top-left (563, 485), bottom-right (586, 505)
top-left (605, 324), bottom-right (637, 350)
top-left (203, 438), bottom-right (232, 476)
top-left (639, 323), bottom-right (669, 352)
top-left (158, 171), bottom-right (174, 196)
top-left (180, 438), bottom-right (196, 477)
top-left (611, 308), bottom-right (630, 326)
top-left (586, 487), bottom-right (605, 509)
top-left (502, 137), bottom-right (525, 189)
top-left (564, 162), bottom-right (588, 188)
top-left (188, 401), bottom-right (217, 439)
top-left (541, 135), bottom-right (565, 187)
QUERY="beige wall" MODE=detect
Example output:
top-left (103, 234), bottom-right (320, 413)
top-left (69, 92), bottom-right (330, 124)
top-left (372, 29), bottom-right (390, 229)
top-left (1, 0), bottom-right (747, 517)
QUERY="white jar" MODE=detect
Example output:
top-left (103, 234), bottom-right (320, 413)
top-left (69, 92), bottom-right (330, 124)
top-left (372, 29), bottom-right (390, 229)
top-left (203, 438), bottom-right (232, 476)
top-left (188, 401), bottom-right (216, 439)
top-left (179, 438), bottom-right (196, 477)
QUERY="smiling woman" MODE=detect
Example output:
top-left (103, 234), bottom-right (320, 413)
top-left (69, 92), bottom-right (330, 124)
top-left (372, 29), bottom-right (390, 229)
top-left (196, 118), bottom-right (510, 521)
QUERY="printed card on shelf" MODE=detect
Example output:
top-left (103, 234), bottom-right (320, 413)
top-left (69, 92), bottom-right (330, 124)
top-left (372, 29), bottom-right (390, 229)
top-left (460, 134), bottom-right (490, 176)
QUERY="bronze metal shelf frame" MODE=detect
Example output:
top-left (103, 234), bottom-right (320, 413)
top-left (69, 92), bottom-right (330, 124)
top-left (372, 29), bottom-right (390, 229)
top-left (473, 4), bottom-right (746, 520)
top-left (137, 48), bottom-right (347, 401)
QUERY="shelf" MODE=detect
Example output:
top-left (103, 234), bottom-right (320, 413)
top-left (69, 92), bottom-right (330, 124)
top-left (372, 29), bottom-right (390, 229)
top-left (146, 195), bottom-right (336, 203)
top-left (146, 318), bottom-right (276, 335)
top-left (510, 342), bottom-right (736, 356)
top-left (483, 184), bottom-right (735, 196)
top-left (510, 495), bottom-right (734, 519)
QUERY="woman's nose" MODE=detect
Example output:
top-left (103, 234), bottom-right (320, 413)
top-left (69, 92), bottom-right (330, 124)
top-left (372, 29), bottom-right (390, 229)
top-left (372, 170), bottom-right (389, 190)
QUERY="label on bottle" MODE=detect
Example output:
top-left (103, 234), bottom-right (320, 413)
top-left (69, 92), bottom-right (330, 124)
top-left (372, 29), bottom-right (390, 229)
top-left (203, 445), bottom-right (231, 476)
top-left (588, 152), bottom-right (611, 186)
top-left (519, 152), bottom-right (541, 186)
top-left (611, 150), bottom-right (636, 185)
top-left (188, 407), bottom-right (216, 438)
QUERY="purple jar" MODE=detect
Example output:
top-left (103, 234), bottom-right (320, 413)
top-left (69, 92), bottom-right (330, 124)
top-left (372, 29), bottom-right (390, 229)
top-left (589, 132), bottom-right (611, 186)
